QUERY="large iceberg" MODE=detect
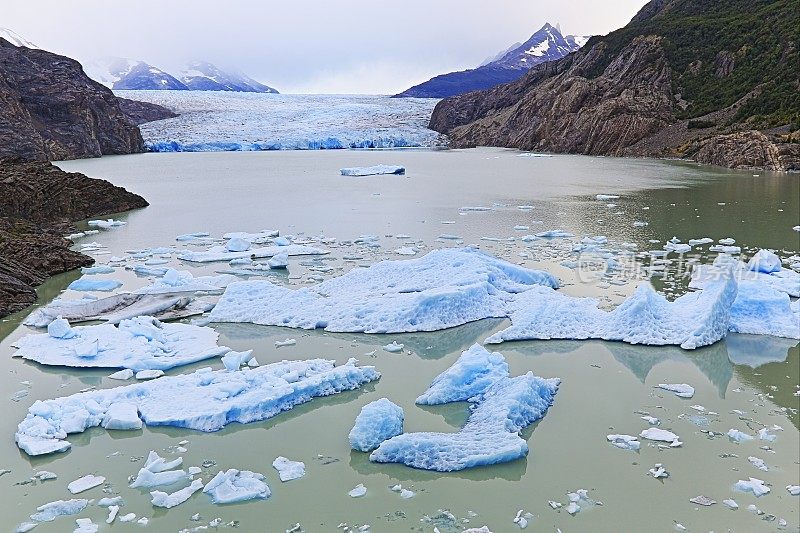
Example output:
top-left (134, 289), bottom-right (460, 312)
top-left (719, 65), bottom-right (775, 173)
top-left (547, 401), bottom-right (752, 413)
top-left (348, 398), bottom-right (404, 452)
top-left (691, 252), bottom-right (799, 297)
top-left (727, 281), bottom-right (800, 339)
top-left (340, 165), bottom-right (405, 176)
top-left (370, 345), bottom-right (559, 471)
top-left (12, 316), bottom-right (230, 371)
top-left (486, 275), bottom-right (737, 349)
top-left (16, 358), bottom-right (379, 455)
top-left (209, 248), bottom-right (559, 333)
top-left (23, 293), bottom-right (210, 328)
top-left (177, 244), bottom-right (328, 263)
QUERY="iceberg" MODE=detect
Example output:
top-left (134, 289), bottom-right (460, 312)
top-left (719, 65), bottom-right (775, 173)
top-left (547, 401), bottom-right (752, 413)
top-left (607, 434), bottom-right (640, 451)
top-left (658, 383), bottom-right (695, 398)
top-left (177, 243), bottom-right (328, 263)
top-left (748, 250), bottom-right (782, 273)
top-left (134, 269), bottom-right (237, 294)
top-left (415, 344), bottom-right (509, 405)
top-left (691, 253), bottom-right (799, 297)
top-left (348, 398), bottom-right (404, 452)
top-left (88, 219), bottom-right (125, 229)
top-left (73, 518), bottom-right (99, 532)
top-left (272, 457), bottom-right (305, 481)
top-left (727, 281), bottom-right (799, 339)
top-left (67, 474), bottom-right (105, 494)
top-left (67, 278), bottom-right (123, 292)
top-left (151, 479), bottom-right (204, 508)
top-left (486, 275), bottom-right (736, 350)
top-left (30, 499), bottom-right (89, 522)
top-left (340, 165), bottom-right (405, 176)
top-left (16, 358), bottom-right (379, 455)
top-left (734, 477), bottom-right (770, 497)
top-left (203, 469), bottom-right (270, 504)
top-left (370, 346), bottom-right (559, 471)
top-left (209, 248), bottom-right (558, 333)
top-left (12, 316), bottom-right (230, 371)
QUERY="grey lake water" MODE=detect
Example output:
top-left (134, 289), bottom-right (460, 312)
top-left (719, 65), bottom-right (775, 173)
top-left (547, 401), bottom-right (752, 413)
top-left (1, 148), bottom-right (798, 532)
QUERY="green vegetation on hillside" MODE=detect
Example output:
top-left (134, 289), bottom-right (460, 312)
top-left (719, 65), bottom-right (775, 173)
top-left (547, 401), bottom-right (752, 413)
top-left (583, 0), bottom-right (799, 127)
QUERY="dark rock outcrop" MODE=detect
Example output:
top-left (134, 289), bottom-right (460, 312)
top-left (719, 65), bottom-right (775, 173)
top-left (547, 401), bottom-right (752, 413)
top-left (117, 97), bottom-right (178, 125)
top-left (430, 0), bottom-right (800, 172)
top-left (0, 37), bottom-right (144, 160)
top-left (0, 157), bottom-right (148, 317)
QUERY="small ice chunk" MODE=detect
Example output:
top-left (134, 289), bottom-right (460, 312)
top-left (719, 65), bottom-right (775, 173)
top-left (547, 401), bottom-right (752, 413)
top-left (786, 485), bottom-right (799, 496)
top-left (348, 484), bottom-right (367, 497)
top-left (757, 427), bottom-right (777, 442)
top-left (30, 499), bottom-right (89, 522)
top-left (226, 238), bottom-right (251, 253)
top-left (658, 383), bottom-right (694, 398)
top-left (67, 474), bottom-right (105, 494)
top-left (48, 318), bottom-right (77, 339)
top-left (97, 497), bottom-right (123, 507)
top-left (268, 253), bottom-right (289, 269)
top-left (734, 477), bottom-right (770, 497)
top-left (221, 350), bottom-right (254, 371)
top-left (73, 518), bottom-right (98, 532)
top-left (68, 279), bottom-right (123, 292)
top-left (106, 505), bottom-right (119, 524)
top-left (607, 434), bottom-right (640, 451)
top-left (150, 478), bottom-right (204, 508)
top-left (130, 468), bottom-right (188, 489)
top-left (689, 495), bottom-right (716, 506)
top-left (748, 456), bottom-right (769, 471)
top-left (416, 344), bottom-right (509, 405)
top-left (34, 470), bottom-right (57, 481)
top-left (203, 469), bottom-right (270, 504)
top-left (382, 341), bottom-right (404, 353)
top-left (340, 165), bottom-right (405, 176)
top-left (108, 369), bottom-right (134, 381)
top-left (272, 457), bottom-right (305, 481)
top-left (728, 428), bottom-right (754, 442)
top-left (748, 250), bottom-right (781, 273)
top-left (135, 370), bottom-right (164, 380)
top-left (596, 195), bottom-right (620, 200)
top-left (275, 339), bottom-right (296, 348)
top-left (639, 428), bottom-right (681, 445)
top-left (649, 464), bottom-right (669, 478)
top-left (641, 416), bottom-right (660, 425)
top-left (722, 499), bottom-right (738, 509)
top-left (101, 402), bottom-right (141, 430)
top-left (399, 488), bottom-right (415, 499)
top-left (349, 398), bottom-right (404, 452)
top-left (119, 513), bottom-right (136, 522)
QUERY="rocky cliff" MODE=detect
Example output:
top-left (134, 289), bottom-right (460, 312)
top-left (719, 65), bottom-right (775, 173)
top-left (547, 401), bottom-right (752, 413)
top-left (0, 37), bottom-right (157, 160)
top-left (0, 157), bottom-right (149, 317)
top-left (430, 0), bottom-right (800, 171)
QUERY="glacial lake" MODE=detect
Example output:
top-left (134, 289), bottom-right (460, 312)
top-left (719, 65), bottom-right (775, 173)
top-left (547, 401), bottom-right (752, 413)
top-left (1, 148), bottom-right (798, 532)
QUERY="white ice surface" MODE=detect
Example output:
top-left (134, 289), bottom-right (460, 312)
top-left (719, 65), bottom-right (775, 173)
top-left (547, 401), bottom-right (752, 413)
top-left (16, 358), bottom-right (379, 455)
top-left (177, 244), bottom-right (328, 263)
top-left (348, 398), bottom-right (404, 452)
top-left (272, 457), bottom-right (305, 481)
top-left (340, 165), bottom-right (405, 176)
top-left (209, 248), bottom-right (558, 333)
top-left (135, 269), bottom-right (236, 294)
top-left (151, 479), bottom-right (204, 508)
top-left (12, 316), bottom-right (229, 371)
top-left (203, 469), bottom-right (270, 504)
top-left (415, 344), bottom-right (509, 405)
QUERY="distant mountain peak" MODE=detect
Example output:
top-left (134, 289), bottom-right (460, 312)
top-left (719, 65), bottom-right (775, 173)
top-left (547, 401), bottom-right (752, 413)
top-left (0, 27), bottom-right (38, 49)
top-left (179, 61), bottom-right (278, 93)
top-left (491, 22), bottom-right (588, 69)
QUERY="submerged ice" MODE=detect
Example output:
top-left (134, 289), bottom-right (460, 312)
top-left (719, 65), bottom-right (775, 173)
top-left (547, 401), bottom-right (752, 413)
top-left (15, 358), bottom-right (379, 455)
top-left (369, 345), bottom-right (559, 471)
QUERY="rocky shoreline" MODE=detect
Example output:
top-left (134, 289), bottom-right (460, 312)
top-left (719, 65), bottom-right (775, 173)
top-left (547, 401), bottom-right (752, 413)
top-left (0, 157), bottom-right (148, 317)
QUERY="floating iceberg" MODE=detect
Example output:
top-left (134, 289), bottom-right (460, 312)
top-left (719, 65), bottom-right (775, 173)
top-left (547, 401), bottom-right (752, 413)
top-left (348, 398), bottom-right (404, 452)
top-left (486, 275), bottom-right (736, 350)
top-left (67, 474), bottom-right (105, 494)
top-left (29, 499), bottom-right (89, 522)
top-left (607, 434), bottom-right (640, 451)
top-left (658, 383), bottom-right (695, 398)
top-left (727, 281), bottom-right (799, 339)
top-left (24, 293), bottom-right (210, 327)
top-left (209, 248), bottom-right (558, 333)
top-left (88, 219), bottom-right (125, 229)
top-left (12, 316), bottom-right (229, 371)
top-left (135, 269), bottom-right (237, 294)
top-left (340, 165), bottom-right (405, 176)
top-left (177, 244), bottom-right (328, 263)
top-left (734, 477), bottom-right (770, 497)
top-left (67, 278), bottom-right (123, 292)
top-left (151, 479), bottom-right (204, 508)
top-left (415, 344), bottom-right (509, 405)
top-left (16, 358), bottom-right (379, 455)
top-left (203, 469), bottom-right (270, 504)
top-left (370, 346), bottom-right (559, 471)
top-left (273, 457), bottom-right (305, 481)
top-left (691, 253), bottom-right (799, 297)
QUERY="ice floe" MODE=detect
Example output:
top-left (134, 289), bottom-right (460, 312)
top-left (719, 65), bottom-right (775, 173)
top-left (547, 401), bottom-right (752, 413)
top-left (203, 469), bottom-right (270, 504)
top-left (29, 499), bottom-right (89, 522)
top-left (370, 345), bottom-right (558, 471)
top-left (12, 316), bottom-right (229, 371)
top-left (177, 244), bottom-right (327, 263)
top-left (486, 274), bottom-right (736, 350)
top-left (135, 269), bottom-right (236, 295)
top-left (272, 457), bottom-right (305, 481)
top-left (348, 398), bottom-right (404, 452)
top-left (415, 344), bottom-right (509, 405)
top-left (607, 434), bottom-right (640, 451)
top-left (16, 358), bottom-right (379, 455)
top-left (67, 278), bottom-right (123, 292)
top-left (348, 483), bottom-right (367, 497)
top-left (734, 477), bottom-right (770, 497)
top-left (151, 479), bottom-right (204, 508)
top-left (340, 165), bottom-right (405, 176)
top-left (67, 474), bottom-right (105, 494)
top-left (658, 383), bottom-right (695, 398)
top-left (209, 248), bottom-right (558, 333)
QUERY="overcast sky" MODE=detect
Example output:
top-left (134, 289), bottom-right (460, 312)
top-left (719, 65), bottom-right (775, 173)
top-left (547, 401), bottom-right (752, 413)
top-left (5, 0), bottom-right (649, 94)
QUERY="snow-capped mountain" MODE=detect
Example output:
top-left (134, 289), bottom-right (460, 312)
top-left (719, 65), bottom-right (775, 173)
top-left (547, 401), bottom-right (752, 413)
top-left (395, 23), bottom-right (591, 98)
top-left (490, 23), bottom-right (590, 69)
top-left (0, 27), bottom-right (38, 49)
top-left (179, 61), bottom-right (278, 93)
top-left (83, 57), bottom-right (188, 90)
top-left (83, 58), bottom-right (278, 93)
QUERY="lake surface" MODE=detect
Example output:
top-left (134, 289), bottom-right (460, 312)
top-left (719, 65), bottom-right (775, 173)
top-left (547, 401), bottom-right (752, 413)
top-left (1, 148), bottom-right (798, 532)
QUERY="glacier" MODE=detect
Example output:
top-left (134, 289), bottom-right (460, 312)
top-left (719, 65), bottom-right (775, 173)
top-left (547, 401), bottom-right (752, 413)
top-left (12, 316), bottom-right (230, 371)
top-left (348, 398), bottom-right (404, 452)
top-left (209, 248), bottom-right (559, 333)
top-left (369, 345), bottom-right (559, 471)
top-left (15, 358), bottom-right (379, 455)
top-left (115, 92), bottom-right (445, 152)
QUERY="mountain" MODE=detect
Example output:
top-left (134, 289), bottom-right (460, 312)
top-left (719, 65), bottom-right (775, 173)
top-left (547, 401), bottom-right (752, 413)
top-left (0, 27), bottom-right (37, 49)
top-left (395, 23), bottom-right (590, 98)
top-left (429, 0), bottom-right (800, 172)
top-left (84, 58), bottom-right (278, 93)
top-left (83, 57), bottom-right (188, 90)
top-left (179, 61), bottom-right (278, 93)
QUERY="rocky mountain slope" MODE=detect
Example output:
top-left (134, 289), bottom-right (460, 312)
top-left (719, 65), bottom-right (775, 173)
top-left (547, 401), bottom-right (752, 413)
top-left (0, 37), bottom-right (174, 160)
top-left (0, 157), bottom-right (149, 317)
top-left (430, 0), bottom-right (800, 171)
top-left (395, 23), bottom-right (589, 98)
